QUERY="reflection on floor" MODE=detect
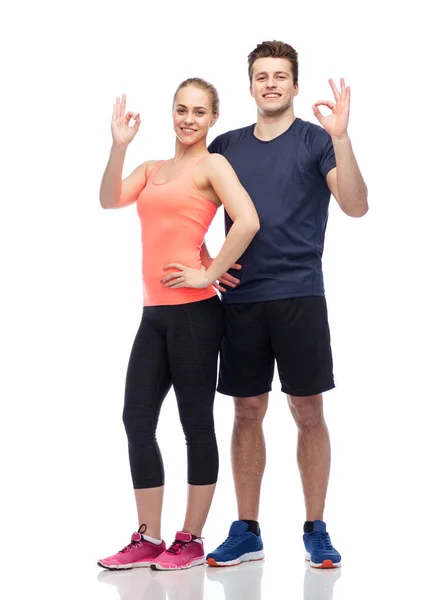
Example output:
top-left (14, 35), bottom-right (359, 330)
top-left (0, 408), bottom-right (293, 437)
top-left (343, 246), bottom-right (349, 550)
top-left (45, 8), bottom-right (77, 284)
top-left (97, 559), bottom-right (341, 600)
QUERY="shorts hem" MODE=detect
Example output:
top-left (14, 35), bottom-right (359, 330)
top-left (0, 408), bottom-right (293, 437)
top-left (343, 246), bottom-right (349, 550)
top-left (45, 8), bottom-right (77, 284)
top-left (217, 385), bottom-right (272, 398)
top-left (281, 381), bottom-right (336, 397)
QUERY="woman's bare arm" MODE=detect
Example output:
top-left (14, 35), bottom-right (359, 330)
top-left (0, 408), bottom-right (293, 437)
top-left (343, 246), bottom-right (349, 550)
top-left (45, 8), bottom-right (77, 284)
top-left (100, 93), bottom-right (153, 209)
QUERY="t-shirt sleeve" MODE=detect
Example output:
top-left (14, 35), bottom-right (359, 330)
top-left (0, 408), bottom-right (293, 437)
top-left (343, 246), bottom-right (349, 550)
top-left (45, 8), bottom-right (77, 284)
top-left (317, 131), bottom-right (336, 179)
top-left (208, 133), bottom-right (227, 155)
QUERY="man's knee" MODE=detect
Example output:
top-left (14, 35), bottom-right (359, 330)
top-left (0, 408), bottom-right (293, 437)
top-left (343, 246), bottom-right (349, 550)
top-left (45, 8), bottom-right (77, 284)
top-left (288, 394), bottom-right (325, 429)
top-left (234, 394), bottom-right (268, 425)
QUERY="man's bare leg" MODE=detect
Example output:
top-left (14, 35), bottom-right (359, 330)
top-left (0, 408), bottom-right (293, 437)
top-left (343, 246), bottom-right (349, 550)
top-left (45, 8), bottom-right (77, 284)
top-left (287, 393), bottom-right (330, 521)
top-left (232, 393), bottom-right (269, 521)
top-left (205, 395), bottom-right (268, 565)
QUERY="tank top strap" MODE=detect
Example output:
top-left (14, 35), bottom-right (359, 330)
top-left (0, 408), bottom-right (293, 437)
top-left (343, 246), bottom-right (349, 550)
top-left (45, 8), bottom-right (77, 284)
top-left (148, 160), bottom-right (167, 182)
top-left (172, 155), bottom-right (208, 177)
top-left (182, 155), bottom-right (210, 188)
top-left (189, 154), bottom-right (209, 172)
top-left (148, 155), bottom-right (209, 186)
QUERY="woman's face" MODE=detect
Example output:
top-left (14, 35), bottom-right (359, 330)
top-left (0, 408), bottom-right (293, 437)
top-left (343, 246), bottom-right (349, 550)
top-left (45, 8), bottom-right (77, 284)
top-left (173, 86), bottom-right (218, 146)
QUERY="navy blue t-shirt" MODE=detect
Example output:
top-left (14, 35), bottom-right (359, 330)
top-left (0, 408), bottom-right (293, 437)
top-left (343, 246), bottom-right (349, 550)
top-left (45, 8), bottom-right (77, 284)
top-left (208, 118), bottom-right (336, 304)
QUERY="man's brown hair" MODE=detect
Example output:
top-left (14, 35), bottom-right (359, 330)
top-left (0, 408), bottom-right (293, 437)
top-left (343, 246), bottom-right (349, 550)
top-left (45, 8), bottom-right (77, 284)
top-left (248, 41), bottom-right (299, 85)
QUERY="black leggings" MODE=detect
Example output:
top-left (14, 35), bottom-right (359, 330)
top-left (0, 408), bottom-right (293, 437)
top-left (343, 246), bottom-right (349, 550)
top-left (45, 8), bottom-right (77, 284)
top-left (123, 296), bottom-right (224, 489)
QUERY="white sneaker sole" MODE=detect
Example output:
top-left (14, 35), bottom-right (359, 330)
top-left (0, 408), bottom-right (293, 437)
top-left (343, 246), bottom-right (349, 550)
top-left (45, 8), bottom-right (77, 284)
top-left (97, 560), bottom-right (153, 570)
top-left (150, 557), bottom-right (206, 571)
top-left (206, 550), bottom-right (265, 567)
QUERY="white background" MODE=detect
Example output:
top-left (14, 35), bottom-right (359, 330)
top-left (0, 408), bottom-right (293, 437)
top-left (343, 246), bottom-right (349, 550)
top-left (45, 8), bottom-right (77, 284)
top-left (1, 0), bottom-right (440, 598)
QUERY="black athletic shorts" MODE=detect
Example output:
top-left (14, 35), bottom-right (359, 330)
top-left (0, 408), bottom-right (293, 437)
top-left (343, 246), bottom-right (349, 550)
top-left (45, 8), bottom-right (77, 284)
top-left (217, 296), bottom-right (335, 398)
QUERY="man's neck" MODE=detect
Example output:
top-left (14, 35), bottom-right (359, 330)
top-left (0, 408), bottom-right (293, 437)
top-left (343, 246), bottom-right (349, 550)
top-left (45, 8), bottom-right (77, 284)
top-left (254, 110), bottom-right (296, 141)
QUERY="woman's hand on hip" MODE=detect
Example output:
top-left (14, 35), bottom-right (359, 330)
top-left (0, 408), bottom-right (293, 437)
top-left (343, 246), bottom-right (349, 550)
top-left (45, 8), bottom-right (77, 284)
top-left (202, 256), bottom-right (241, 292)
top-left (161, 264), bottom-right (211, 289)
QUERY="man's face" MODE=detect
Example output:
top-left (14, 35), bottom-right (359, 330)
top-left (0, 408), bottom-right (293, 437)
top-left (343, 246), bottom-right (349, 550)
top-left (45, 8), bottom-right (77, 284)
top-left (250, 57), bottom-right (298, 115)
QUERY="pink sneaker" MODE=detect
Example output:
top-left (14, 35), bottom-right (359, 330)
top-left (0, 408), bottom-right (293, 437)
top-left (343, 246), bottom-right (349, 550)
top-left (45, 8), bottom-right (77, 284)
top-left (150, 531), bottom-right (206, 571)
top-left (98, 525), bottom-right (166, 570)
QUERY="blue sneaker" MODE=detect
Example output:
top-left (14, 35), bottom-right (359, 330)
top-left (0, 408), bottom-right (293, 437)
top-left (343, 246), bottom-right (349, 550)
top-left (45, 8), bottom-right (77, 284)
top-left (303, 520), bottom-right (341, 568)
top-left (206, 520), bottom-right (264, 567)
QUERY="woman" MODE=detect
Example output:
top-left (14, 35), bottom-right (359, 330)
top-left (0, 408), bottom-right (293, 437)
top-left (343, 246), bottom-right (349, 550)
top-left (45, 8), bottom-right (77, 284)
top-left (97, 79), bottom-right (259, 571)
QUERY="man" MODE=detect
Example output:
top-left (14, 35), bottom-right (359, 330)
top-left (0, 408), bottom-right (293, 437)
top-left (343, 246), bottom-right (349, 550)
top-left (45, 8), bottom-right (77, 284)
top-left (204, 40), bottom-right (368, 569)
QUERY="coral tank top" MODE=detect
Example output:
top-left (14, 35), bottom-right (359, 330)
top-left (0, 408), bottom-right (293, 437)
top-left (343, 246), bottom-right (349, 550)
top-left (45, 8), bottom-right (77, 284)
top-left (137, 156), bottom-right (218, 306)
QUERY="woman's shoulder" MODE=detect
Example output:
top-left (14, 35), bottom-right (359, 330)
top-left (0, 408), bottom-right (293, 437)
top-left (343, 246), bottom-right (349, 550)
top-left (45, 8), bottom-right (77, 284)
top-left (144, 159), bottom-right (166, 178)
top-left (194, 154), bottom-right (233, 184)
top-left (199, 152), bottom-right (231, 171)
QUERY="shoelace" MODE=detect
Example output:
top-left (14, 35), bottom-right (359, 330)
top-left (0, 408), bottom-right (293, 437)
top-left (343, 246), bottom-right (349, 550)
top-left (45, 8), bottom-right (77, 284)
top-left (120, 540), bottom-right (143, 553)
top-left (166, 539), bottom-right (191, 555)
top-left (216, 534), bottom-right (248, 550)
top-left (119, 524), bottom-right (147, 553)
top-left (310, 532), bottom-right (334, 552)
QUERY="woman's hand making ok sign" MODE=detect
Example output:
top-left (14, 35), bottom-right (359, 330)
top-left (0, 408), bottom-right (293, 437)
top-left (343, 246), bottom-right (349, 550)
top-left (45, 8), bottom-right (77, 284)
top-left (111, 93), bottom-right (141, 148)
